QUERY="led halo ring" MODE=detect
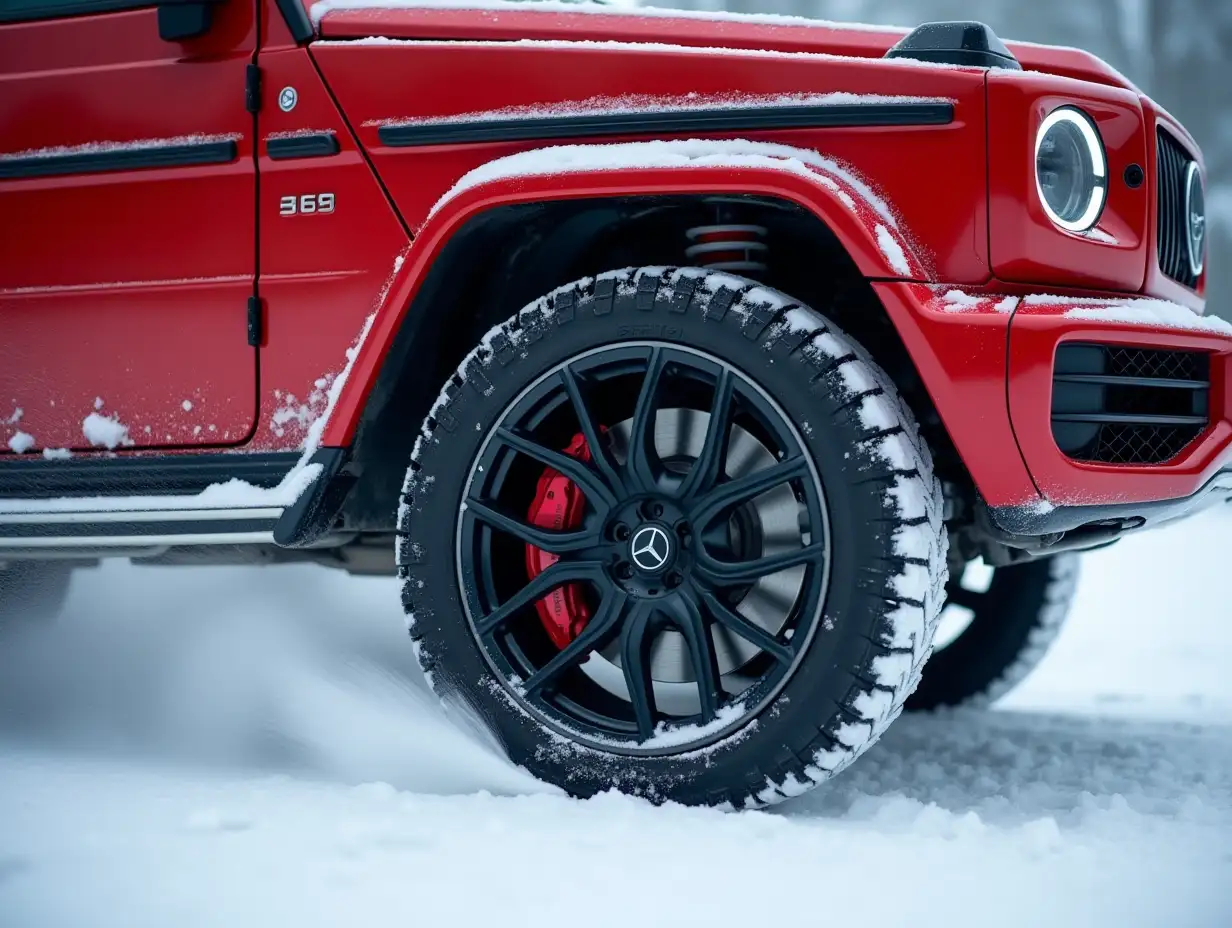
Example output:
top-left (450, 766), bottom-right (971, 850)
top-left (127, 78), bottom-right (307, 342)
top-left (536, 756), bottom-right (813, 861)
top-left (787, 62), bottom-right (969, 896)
top-left (1034, 106), bottom-right (1108, 233)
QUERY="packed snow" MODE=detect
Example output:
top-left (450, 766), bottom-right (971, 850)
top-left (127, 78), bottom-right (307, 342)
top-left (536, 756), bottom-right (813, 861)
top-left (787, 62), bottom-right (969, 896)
top-left (875, 223), bottom-right (910, 274)
top-left (1022, 294), bottom-right (1232, 335)
top-left (6, 432), bottom-right (34, 454)
top-left (80, 411), bottom-right (131, 450)
top-left (1, 490), bottom-right (1229, 927)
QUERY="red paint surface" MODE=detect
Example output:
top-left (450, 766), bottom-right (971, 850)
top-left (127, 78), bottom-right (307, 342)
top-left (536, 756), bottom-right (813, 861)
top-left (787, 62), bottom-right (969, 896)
top-left (988, 71), bottom-right (1150, 293)
top-left (312, 38), bottom-right (989, 282)
top-left (0, 1), bottom-right (260, 451)
top-left (316, 6), bottom-right (1138, 92)
top-left (3, 0), bottom-right (1227, 516)
top-left (325, 164), bottom-right (933, 453)
top-left (1009, 300), bottom-right (1232, 506)
top-left (250, 46), bottom-right (409, 452)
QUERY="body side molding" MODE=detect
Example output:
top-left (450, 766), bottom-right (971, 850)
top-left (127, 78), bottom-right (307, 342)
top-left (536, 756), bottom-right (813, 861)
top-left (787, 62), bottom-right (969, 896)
top-left (377, 102), bottom-right (955, 147)
top-left (0, 139), bottom-right (239, 180)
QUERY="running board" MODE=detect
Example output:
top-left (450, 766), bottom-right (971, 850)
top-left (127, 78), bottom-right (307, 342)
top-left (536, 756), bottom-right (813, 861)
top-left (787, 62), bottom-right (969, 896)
top-left (0, 449), bottom-right (351, 555)
top-left (0, 506), bottom-right (282, 551)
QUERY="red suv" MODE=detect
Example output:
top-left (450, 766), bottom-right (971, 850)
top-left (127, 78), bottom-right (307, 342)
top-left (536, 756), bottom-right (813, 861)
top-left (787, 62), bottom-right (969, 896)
top-left (2, 1), bottom-right (1226, 807)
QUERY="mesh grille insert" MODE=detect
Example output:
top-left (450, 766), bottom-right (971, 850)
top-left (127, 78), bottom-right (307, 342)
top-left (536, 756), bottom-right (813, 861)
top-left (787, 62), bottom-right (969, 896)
top-left (1052, 343), bottom-right (1210, 465)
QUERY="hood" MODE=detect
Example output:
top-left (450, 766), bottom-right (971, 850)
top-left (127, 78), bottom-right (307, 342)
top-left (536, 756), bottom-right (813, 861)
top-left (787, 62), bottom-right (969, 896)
top-left (308, 1), bottom-right (1138, 93)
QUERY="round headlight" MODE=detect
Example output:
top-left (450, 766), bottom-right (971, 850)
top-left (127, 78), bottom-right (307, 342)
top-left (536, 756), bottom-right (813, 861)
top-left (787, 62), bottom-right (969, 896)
top-left (1034, 107), bottom-right (1107, 233)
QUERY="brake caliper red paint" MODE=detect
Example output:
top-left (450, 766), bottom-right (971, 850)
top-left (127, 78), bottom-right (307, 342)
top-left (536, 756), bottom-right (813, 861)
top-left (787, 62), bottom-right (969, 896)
top-left (525, 431), bottom-right (595, 650)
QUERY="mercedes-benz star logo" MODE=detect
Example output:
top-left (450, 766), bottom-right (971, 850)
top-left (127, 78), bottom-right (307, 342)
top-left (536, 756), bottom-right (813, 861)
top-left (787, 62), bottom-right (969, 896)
top-left (629, 525), bottom-right (672, 573)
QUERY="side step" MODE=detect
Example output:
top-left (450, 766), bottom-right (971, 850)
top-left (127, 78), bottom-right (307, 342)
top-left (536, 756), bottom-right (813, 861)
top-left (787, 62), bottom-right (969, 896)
top-left (0, 506), bottom-right (283, 553)
top-left (0, 450), bottom-right (349, 556)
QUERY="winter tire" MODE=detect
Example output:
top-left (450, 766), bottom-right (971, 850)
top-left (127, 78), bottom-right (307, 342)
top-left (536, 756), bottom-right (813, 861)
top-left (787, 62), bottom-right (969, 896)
top-left (906, 553), bottom-right (1079, 710)
top-left (0, 561), bottom-right (72, 633)
top-left (399, 268), bottom-right (947, 808)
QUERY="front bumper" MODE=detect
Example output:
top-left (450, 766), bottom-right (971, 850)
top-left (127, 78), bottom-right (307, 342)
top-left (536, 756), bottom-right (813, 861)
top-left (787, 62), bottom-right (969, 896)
top-left (873, 281), bottom-right (1232, 536)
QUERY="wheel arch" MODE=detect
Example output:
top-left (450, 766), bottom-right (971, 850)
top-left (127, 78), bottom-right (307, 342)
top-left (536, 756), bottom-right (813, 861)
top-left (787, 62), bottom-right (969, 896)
top-left (324, 165), bottom-right (961, 530)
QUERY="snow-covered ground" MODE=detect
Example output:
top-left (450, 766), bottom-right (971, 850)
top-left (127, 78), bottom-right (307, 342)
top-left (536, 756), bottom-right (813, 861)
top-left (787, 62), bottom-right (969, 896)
top-left (1, 508), bottom-right (1230, 927)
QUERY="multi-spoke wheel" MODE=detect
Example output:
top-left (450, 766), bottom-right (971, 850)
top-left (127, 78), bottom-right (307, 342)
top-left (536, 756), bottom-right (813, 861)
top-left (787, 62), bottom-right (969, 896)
top-left (400, 268), bottom-right (947, 807)
top-left (906, 553), bottom-right (1080, 710)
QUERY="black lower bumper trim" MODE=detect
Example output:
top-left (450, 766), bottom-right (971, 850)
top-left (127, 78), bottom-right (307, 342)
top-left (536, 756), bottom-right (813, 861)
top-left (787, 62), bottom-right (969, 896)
top-left (989, 466), bottom-right (1232, 539)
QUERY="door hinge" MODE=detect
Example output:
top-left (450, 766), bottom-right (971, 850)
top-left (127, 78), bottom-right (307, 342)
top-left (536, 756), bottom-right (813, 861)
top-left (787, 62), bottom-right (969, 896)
top-left (247, 295), bottom-right (263, 347)
top-left (245, 64), bottom-right (261, 114)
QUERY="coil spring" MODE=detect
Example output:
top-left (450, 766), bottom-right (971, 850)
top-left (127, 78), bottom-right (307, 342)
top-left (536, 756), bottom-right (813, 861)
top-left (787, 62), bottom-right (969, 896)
top-left (684, 224), bottom-right (768, 276)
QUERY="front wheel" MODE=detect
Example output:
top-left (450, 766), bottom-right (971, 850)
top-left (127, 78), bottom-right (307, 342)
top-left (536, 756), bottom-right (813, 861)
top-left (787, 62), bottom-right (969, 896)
top-left (399, 268), bottom-right (947, 808)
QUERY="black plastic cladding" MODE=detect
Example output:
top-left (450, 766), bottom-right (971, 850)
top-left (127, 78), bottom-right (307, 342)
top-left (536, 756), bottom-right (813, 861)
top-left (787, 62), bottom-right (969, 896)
top-left (885, 21), bottom-right (1022, 70)
top-left (1051, 343), bottom-right (1210, 465)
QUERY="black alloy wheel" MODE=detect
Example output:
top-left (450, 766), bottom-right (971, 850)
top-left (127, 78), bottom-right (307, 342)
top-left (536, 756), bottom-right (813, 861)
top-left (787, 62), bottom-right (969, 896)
top-left (456, 342), bottom-right (831, 753)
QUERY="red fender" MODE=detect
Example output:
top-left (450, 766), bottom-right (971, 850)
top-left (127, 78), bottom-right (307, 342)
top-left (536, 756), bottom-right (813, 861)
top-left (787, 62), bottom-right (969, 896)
top-left (323, 159), bottom-right (929, 449)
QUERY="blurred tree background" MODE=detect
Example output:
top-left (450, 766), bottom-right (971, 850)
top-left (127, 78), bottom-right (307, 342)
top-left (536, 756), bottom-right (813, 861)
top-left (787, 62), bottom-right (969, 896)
top-left (668, 0), bottom-right (1232, 320)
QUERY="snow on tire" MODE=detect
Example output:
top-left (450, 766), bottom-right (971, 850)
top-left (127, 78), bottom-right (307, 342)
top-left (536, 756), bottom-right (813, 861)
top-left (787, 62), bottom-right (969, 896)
top-left (398, 267), bottom-right (947, 808)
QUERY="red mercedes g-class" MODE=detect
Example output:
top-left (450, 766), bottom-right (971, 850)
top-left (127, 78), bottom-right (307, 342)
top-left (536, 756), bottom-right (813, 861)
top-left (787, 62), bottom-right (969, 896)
top-left (1, 0), bottom-right (1226, 807)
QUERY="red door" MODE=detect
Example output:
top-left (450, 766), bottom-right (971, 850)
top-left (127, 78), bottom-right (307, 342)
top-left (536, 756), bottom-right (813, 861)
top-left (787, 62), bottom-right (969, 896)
top-left (0, 0), bottom-right (258, 454)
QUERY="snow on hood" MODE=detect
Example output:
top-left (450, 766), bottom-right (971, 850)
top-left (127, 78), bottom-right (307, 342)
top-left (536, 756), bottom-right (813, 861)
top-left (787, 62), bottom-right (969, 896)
top-left (309, 0), bottom-right (1137, 91)
top-left (308, 0), bottom-right (908, 31)
top-left (1023, 295), bottom-right (1232, 336)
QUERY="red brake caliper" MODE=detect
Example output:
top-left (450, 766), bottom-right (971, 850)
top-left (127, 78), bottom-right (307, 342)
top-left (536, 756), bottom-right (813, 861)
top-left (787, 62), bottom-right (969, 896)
top-left (524, 431), bottom-right (596, 650)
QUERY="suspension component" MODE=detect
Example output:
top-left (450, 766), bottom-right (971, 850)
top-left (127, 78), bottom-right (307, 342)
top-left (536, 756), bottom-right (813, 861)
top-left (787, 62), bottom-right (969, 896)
top-left (684, 224), bottom-right (768, 275)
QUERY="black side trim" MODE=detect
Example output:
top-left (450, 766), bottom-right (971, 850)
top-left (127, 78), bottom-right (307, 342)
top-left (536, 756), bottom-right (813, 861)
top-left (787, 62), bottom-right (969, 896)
top-left (274, 0), bottom-right (314, 43)
top-left (989, 466), bottom-right (1232, 539)
top-left (377, 102), bottom-right (955, 148)
top-left (274, 448), bottom-right (357, 547)
top-left (0, 452), bottom-right (299, 499)
top-left (267, 132), bottom-right (341, 160)
top-left (0, 139), bottom-right (238, 180)
top-left (0, 0), bottom-right (146, 23)
top-left (246, 63), bottom-right (262, 115)
top-left (157, 0), bottom-right (218, 42)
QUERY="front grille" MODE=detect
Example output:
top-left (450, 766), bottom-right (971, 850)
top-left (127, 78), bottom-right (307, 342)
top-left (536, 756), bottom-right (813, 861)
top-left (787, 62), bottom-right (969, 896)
top-left (1052, 343), bottom-right (1210, 464)
top-left (1156, 128), bottom-right (1199, 288)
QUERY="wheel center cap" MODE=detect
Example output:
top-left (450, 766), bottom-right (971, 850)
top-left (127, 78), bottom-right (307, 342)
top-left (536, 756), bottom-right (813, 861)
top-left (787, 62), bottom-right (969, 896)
top-left (629, 523), bottom-right (674, 575)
